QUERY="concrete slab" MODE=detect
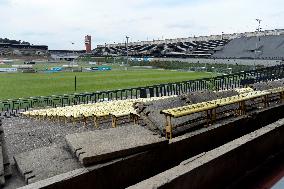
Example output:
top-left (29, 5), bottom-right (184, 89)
top-left (0, 120), bottom-right (7, 186)
top-left (0, 144), bottom-right (3, 175)
top-left (14, 145), bottom-right (81, 184)
top-left (0, 145), bottom-right (5, 186)
top-left (66, 125), bottom-right (168, 166)
top-left (0, 130), bottom-right (11, 178)
top-left (3, 165), bottom-right (26, 189)
top-left (3, 143), bottom-right (11, 177)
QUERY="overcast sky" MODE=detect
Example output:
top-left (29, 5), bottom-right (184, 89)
top-left (0, 0), bottom-right (283, 50)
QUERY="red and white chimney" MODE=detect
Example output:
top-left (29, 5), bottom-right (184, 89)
top-left (85, 35), bottom-right (92, 53)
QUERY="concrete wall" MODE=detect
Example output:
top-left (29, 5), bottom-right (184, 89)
top-left (20, 104), bottom-right (284, 189)
top-left (128, 119), bottom-right (284, 189)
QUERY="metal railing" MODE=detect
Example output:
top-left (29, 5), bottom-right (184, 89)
top-left (1, 65), bottom-right (284, 117)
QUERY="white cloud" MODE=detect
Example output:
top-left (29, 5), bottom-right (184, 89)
top-left (0, 0), bottom-right (283, 49)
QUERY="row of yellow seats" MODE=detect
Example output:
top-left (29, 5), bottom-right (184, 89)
top-left (21, 96), bottom-right (175, 119)
top-left (163, 90), bottom-right (274, 118)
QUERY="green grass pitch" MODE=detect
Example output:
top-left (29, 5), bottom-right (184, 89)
top-left (0, 69), bottom-right (213, 100)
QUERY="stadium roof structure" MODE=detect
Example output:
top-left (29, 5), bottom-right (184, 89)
top-left (213, 35), bottom-right (284, 60)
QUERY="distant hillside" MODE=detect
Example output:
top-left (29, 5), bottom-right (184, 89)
top-left (0, 38), bottom-right (30, 45)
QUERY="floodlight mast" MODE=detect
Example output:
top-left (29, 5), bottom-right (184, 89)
top-left (254, 19), bottom-right (262, 70)
top-left (70, 42), bottom-right (75, 68)
top-left (126, 36), bottom-right (129, 66)
top-left (71, 41), bottom-right (76, 89)
top-left (256, 19), bottom-right (262, 32)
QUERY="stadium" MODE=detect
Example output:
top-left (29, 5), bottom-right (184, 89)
top-left (95, 29), bottom-right (284, 59)
top-left (1, 15), bottom-right (284, 189)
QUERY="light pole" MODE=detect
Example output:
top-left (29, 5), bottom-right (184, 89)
top-left (256, 19), bottom-right (262, 32)
top-left (70, 42), bottom-right (76, 90)
top-left (70, 42), bottom-right (75, 70)
top-left (126, 36), bottom-right (129, 66)
top-left (255, 19), bottom-right (262, 70)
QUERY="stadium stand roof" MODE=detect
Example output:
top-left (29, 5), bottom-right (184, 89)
top-left (212, 35), bottom-right (284, 60)
top-left (94, 29), bottom-right (284, 59)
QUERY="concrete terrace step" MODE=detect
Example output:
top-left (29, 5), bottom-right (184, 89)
top-left (0, 121), bottom-right (10, 186)
top-left (66, 125), bottom-right (168, 166)
top-left (0, 145), bottom-right (4, 186)
top-left (127, 118), bottom-right (284, 189)
top-left (1, 132), bottom-right (11, 178)
top-left (13, 145), bottom-right (81, 184)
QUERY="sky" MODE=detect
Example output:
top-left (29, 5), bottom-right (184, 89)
top-left (0, 0), bottom-right (284, 50)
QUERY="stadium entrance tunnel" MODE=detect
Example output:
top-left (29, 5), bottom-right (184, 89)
top-left (19, 103), bottom-right (284, 189)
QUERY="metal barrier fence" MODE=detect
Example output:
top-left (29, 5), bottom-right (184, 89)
top-left (1, 65), bottom-right (284, 117)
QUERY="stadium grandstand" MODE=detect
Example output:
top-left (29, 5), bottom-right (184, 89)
top-left (212, 34), bottom-right (284, 60)
top-left (0, 38), bottom-right (48, 57)
top-left (2, 30), bottom-right (284, 189)
top-left (49, 50), bottom-right (87, 61)
top-left (94, 29), bottom-right (284, 60)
